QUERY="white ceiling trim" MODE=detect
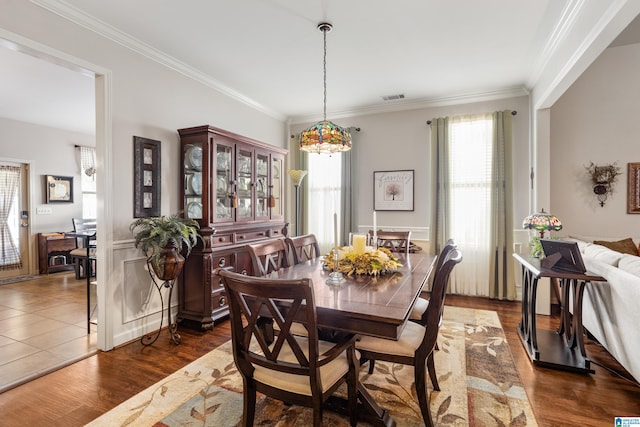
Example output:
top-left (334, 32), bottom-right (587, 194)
top-left (289, 87), bottom-right (530, 125)
top-left (527, 0), bottom-right (586, 89)
top-left (534, 0), bottom-right (640, 109)
top-left (30, 0), bottom-right (287, 121)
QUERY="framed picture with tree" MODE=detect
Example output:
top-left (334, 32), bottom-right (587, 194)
top-left (373, 170), bottom-right (414, 211)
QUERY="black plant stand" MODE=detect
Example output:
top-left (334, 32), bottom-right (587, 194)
top-left (141, 260), bottom-right (181, 346)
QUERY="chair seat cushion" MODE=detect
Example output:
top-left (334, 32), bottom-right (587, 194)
top-left (357, 321), bottom-right (426, 357)
top-left (253, 336), bottom-right (354, 396)
top-left (70, 248), bottom-right (97, 257)
top-left (409, 297), bottom-right (429, 320)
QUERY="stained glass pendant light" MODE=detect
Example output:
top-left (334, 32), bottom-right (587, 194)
top-left (300, 23), bottom-right (352, 154)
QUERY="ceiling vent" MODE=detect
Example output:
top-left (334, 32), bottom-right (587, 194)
top-left (382, 93), bottom-right (405, 101)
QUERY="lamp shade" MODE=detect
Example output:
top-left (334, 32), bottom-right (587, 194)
top-left (523, 209), bottom-right (562, 237)
top-left (288, 169), bottom-right (308, 186)
top-left (300, 121), bottom-right (351, 154)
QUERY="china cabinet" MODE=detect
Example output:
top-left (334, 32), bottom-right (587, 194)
top-left (177, 125), bottom-right (288, 329)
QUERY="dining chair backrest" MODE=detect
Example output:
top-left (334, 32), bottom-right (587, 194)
top-left (218, 269), bottom-right (359, 427)
top-left (220, 269), bottom-right (320, 377)
top-left (247, 238), bottom-right (291, 276)
top-left (420, 248), bottom-right (462, 345)
top-left (434, 239), bottom-right (456, 275)
top-left (286, 234), bottom-right (321, 265)
top-left (72, 218), bottom-right (97, 247)
top-left (369, 230), bottom-right (412, 255)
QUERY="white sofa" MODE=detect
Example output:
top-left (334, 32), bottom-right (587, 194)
top-left (566, 236), bottom-right (640, 382)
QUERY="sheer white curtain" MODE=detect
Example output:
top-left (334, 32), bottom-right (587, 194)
top-left (447, 113), bottom-right (493, 295)
top-left (307, 153), bottom-right (342, 253)
top-left (0, 165), bottom-right (22, 270)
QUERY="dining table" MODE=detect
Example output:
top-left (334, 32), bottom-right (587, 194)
top-left (264, 251), bottom-right (437, 427)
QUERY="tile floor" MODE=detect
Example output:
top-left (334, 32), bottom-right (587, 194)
top-left (0, 272), bottom-right (97, 392)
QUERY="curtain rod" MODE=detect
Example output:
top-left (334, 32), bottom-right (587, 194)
top-left (426, 110), bottom-right (517, 125)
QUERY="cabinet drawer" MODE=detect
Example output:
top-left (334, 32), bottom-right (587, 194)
top-left (211, 288), bottom-right (227, 310)
top-left (47, 238), bottom-right (76, 251)
top-left (235, 230), bottom-right (270, 243)
top-left (211, 232), bottom-right (234, 247)
top-left (269, 227), bottom-right (285, 238)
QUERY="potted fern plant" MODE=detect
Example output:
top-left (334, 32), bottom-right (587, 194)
top-left (130, 213), bottom-right (201, 281)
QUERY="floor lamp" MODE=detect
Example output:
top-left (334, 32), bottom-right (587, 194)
top-left (288, 170), bottom-right (307, 236)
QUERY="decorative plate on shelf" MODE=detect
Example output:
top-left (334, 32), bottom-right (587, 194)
top-left (190, 172), bottom-right (202, 195)
top-left (256, 178), bottom-right (265, 196)
top-left (185, 145), bottom-right (203, 170)
top-left (217, 176), bottom-right (227, 194)
top-left (187, 201), bottom-right (202, 219)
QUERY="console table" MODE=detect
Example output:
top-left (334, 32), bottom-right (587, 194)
top-left (513, 253), bottom-right (604, 374)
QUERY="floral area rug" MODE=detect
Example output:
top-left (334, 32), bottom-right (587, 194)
top-left (86, 306), bottom-right (537, 426)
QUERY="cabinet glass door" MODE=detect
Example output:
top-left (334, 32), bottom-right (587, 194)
top-left (255, 152), bottom-right (269, 219)
top-left (215, 143), bottom-right (233, 221)
top-left (271, 156), bottom-right (283, 218)
top-left (236, 147), bottom-right (253, 221)
top-left (184, 142), bottom-right (203, 220)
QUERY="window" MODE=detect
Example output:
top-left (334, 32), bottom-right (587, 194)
top-left (447, 113), bottom-right (493, 296)
top-left (79, 146), bottom-right (97, 219)
top-left (306, 153), bottom-right (342, 252)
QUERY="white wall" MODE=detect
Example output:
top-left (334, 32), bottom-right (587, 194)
top-left (551, 43), bottom-right (640, 238)
top-left (0, 0), bottom-right (287, 349)
top-left (291, 95), bottom-right (531, 241)
top-left (0, 117), bottom-right (93, 234)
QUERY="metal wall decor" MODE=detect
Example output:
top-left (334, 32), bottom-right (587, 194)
top-left (45, 175), bottom-right (73, 203)
top-left (373, 170), bottom-right (414, 211)
top-left (134, 136), bottom-right (161, 217)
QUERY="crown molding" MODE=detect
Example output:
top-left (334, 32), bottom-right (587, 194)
top-left (30, 0), bottom-right (286, 122)
top-left (527, 0), bottom-right (586, 89)
top-left (288, 86), bottom-right (530, 125)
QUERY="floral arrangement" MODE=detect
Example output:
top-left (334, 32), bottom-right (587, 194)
top-left (326, 246), bottom-right (403, 276)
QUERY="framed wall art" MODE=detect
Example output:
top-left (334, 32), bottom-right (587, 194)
top-left (46, 175), bottom-right (74, 203)
top-left (134, 136), bottom-right (161, 217)
top-left (627, 162), bottom-right (640, 214)
top-left (373, 170), bottom-right (414, 211)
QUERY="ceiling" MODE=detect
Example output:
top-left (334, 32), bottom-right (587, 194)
top-left (1, 1), bottom-right (640, 135)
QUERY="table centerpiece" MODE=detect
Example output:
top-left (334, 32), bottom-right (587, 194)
top-left (325, 245), bottom-right (403, 277)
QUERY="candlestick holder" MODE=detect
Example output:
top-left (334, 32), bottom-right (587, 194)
top-left (326, 247), bottom-right (344, 285)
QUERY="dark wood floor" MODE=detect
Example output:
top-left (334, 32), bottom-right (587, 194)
top-left (0, 294), bottom-right (638, 426)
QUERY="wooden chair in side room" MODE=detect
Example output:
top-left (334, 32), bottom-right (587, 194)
top-left (247, 238), bottom-right (290, 276)
top-left (356, 248), bottom-right (462, 427)
top-left (369, 230), bottom-right (412, 255)
top-left (69, 218), bottom-right (97, 280)
top-left (286, 234), bottom-right (321, 265)
top-left (219, 270), bottom-right (359, 427)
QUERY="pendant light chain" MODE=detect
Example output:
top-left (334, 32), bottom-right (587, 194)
top-left (322, 25), bottom-right (327, 122)
top-left (299, 22), bottom-right (352, 154)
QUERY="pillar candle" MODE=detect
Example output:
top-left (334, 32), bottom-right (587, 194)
top-left (334, 213), bottom-right (338, 249)
top-left (353, 234), bottom-right (366, 254)
top-left (373, 211), bottom-right (377, 242)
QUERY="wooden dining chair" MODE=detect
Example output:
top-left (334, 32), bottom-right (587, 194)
top-left (286, 234), bottom-right (321, 264)
top-left (369, 230), bottom-right (412, 255)
top-left (410, 239), bottom-right (457, 321)
top-left (69, 218), bottom-right (97, 280)
top-left (356, 248), bottom-right (462, 427)
top-left (219, 269), bottom-right (359, 427)
top-left (247, 238), bottom-right (290, 276)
